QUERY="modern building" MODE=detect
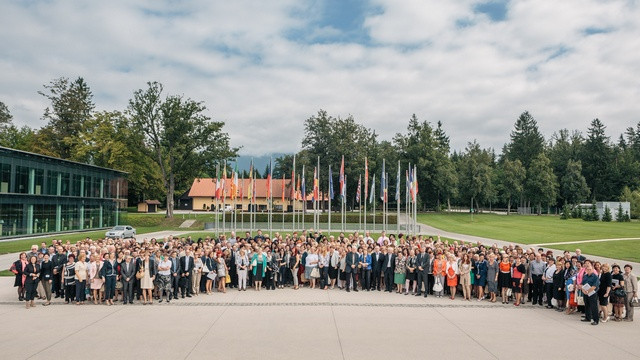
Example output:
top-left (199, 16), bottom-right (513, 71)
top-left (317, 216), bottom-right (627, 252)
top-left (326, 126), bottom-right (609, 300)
top-left (578, 201), bottom-right (631, 221)
top-left (0, 146), bottom-right (127, 238)
top-left (187, 178), bottom-right (328, 212)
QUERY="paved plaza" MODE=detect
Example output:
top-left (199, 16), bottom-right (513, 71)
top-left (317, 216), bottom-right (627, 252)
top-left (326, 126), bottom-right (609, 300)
top-left (0, 277), bottom-right (638, 360)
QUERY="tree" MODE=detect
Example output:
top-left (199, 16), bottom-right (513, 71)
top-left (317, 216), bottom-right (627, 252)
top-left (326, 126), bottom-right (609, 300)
top-left (581, 119), bottom-right (613, 200)
top-left (457, 141), bottom-right (495, 212)
top-left (0, 101), bottom-right (12, 132)
top-left (620, 186), bottom-right (640, 219)
top-left (560, 159), bottom-right (590, 205)
top-left (602, 205), bottom-right (612, 222)
top-left (526, 153), bottom-right (557, 215)
top-left (128, 82), bottom-right (238, 218)
top-left (38, 77), bottom-right (95, 160)
top-left (506, 111), bottom-right (545, 169)
top-left (497, 159), bottom-right (525, 214)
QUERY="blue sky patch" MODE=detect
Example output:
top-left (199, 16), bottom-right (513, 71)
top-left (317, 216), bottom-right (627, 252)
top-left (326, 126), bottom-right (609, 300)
top-left (473, 0), bottom-right (509, 22)
top-left (583, 27), bottom-right (614, 36)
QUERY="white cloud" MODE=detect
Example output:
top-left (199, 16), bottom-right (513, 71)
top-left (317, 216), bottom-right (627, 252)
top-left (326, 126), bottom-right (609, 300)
top-left (0, 0), bottom-right (639, 157)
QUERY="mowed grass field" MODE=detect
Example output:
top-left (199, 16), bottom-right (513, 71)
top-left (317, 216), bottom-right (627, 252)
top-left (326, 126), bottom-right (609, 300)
top-left (418, 213), bottom-right (640, 262)
top-left (418, 213), bottom-right (640, 244)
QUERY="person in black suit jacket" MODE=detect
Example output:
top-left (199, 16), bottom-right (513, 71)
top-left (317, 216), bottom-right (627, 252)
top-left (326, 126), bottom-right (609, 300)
top-left (24, 255), bottom-right (41, 309)
top-left (371, 246), bottom-right (384, 291)
top-left (179, 251), bottom-right (194, 297)
top-left (12, 253), bottom-right (27, 301)
top-left (120, 255), bottom-right (136, 304)
top-left (383, 248), bottom-right (396, 292)
top-left (344, 246), bottom-right (359, 292)
top-left (416, 247), bottom-right (430, 297)
top-left (51, 248), bottom-right (67, 298)
top-left (169, 251), bottom-right (181, 300)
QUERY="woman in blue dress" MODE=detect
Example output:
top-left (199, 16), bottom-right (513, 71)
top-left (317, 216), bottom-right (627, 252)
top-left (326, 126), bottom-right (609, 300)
top-left (475, 253), bottom-right (488, 301)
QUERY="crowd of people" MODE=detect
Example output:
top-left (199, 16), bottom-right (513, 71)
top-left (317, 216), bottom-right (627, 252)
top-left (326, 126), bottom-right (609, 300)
top-left (10, 229), bottom-right (638, 325)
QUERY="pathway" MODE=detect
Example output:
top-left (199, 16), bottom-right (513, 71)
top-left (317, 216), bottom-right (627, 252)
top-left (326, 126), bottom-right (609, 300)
top-left (403, 214), bottom-right (640, 270)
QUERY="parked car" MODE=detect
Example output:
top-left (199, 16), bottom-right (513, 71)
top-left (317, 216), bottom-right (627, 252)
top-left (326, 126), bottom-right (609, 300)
top-left (105, 225), bottom-right (136, 239)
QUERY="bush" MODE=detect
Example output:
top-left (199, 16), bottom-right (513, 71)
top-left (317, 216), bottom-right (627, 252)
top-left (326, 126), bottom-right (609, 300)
top-left (602, 205), bottom-right (612, 222)
top-left (571, 206), bottom-right (582, 219)
top-left (582, 204), bottom-right (599, 221)
top-left (560, 204), bottom-right (571, 220)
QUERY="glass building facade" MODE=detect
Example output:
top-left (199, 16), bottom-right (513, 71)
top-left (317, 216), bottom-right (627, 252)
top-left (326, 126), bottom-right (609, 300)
top-left (0, 146), bottom-right (127, 238)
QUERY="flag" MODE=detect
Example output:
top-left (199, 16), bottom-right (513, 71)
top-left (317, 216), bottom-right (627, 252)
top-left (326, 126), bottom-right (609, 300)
top-left (339, 155), bottom-right (345, 200)
top-left (281, 173), bottom-right (285, 203)
top-left (405, 169), bottom-right (410, 203)
top-left (369, 177), bottom-right (375, 204)
top-left (413, 165), bottom-right (418, 197)
top-left (356, 174), bottom-right (361, 203)
top-left (313, 166), bottom-right (319, 202)
top-left (328, 165), bottom-right (334, 200)
top-left (215, 164), bottom-right (221, 200)
top-left (395, 161), bottom-right (401, 202)
top-left (266, 160), bottom-right (272, 199)
top-left (291, 154), bottom-right (296, 200)
top-left (222, 161), bottom-right (227, 201)
top-left (380, 160), bottom-right (386, 202)
top-left (239, 174), bottom-right (244, 199)
top-left (301, 169), bottom-right (306, 202)
top-left (247, 160), bottom-right (253, 200)
top-left (364, 157), bottom-right (369, 200)
top-left (231, 163), bottom-right (238, 200)
top-left (296, 176), bottom-right (301, 201)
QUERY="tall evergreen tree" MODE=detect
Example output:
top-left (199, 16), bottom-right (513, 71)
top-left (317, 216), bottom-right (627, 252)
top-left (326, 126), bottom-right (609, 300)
top-left (560, 159), bottom-right (590, 205)
top-left (506, 111), bottom-right (545, 169)
top-left (497, 159), bottom-right (525, 214)
top-left (581, 118), bottom-right (613, 200)
top-left (526, 153), bottom-right (557, 215)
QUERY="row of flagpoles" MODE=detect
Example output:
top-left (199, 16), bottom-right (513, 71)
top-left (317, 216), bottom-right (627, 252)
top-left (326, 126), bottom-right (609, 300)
top-left (210, 156), bottom-right (419, 236)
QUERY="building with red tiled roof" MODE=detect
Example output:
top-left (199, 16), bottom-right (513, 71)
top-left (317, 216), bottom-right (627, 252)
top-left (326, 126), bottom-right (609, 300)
top-left (187, 178), bottom-right (328, 211)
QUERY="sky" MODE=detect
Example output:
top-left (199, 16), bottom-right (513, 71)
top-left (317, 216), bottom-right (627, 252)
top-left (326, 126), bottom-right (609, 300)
top-left (1, 0), bottom-right (639, 156)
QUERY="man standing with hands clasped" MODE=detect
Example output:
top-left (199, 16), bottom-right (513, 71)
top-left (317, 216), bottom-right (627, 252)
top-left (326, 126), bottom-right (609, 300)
top-left (180, 250), bottom-right (194, 298)
top-left (345, 246), bottom-right (359, 292)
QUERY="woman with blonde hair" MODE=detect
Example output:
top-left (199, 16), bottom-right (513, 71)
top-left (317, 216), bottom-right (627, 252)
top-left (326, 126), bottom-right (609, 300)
top-left (446, 255), bottom-right (459, 300)
top-left (74, 253), bottom-right (88, 305)
top-left (89, 253), bottom-right (103, 305)
top-left (459, 253), bottom-right (472, 301)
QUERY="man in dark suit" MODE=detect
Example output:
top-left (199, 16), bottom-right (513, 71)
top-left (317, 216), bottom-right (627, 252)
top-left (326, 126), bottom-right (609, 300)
top-left (121, 255), bottom-right (136, 304)
top-left (383, 247), bottom-right (396, 292)
top-left (169, 251), bottom-right (181, 300)
top-left (415, 247), bottom-right (429, 297)
top-left (51, 246), bottom-right (67, 298)
top-left (179, 251), bottom-right (194, 298)
top-left (371, 245), bottom-right (384, 291)
top-left (344, 246), bottom-right (359, 292)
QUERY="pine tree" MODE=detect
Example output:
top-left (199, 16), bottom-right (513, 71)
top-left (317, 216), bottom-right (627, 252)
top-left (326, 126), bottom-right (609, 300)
top-left (616, 203), bottom-right (625, 222)
top-left (591, 203), bottom-right (599, 221)
top-left (602, 205), bottom-right (612, 222)
top-left (560, 204), bottom-right (571, 220)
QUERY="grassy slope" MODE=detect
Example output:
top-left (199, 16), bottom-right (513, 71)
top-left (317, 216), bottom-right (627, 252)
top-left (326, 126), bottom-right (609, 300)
top-left (547, 240), bottom-right (640, 263)
top-left (417, 213), bottom-right (640, 245)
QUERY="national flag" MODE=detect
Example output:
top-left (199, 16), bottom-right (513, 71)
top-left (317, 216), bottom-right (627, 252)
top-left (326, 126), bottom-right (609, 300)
top-left (222, 161), bottom-right (227, 201)
top-left (405, 169), bottom-right (410, 204)
top-left (328, 165), bottom-right (334, 200)
top-left (291, 154), bottom-right (296, 200)
top-left (364, 157), bottom-right (369, 200)
top-left (369, 176), bottom-right (375, 204)
top-left (301, 168), bottom-right (306, 202)
top-left (239, 174), bottom-right (244, 199)
top-left (266, 160), bottom-right (272, 199)
top-left (413, 165), bottom-right (418, 197)
top-left (356, 174), bottom-right (361, 203)
top-left (339, 155), bottom-right (345, 200)
top-left (395, 161), bottom-right (401, 202)
top-left (281, 173), bottom-right (285, 203)
top-left (215, 164), bottom-right (221, 200)
top-left (313, 166), bottom-right (319, 202)
top-left (296, 176), bottom-right (301, 201)
top-left (247, 160), bottom-right (253, 200)
top-left (231, 163), bottom-right (238, 200)
top-left (380, 160), bottom-right (386, 202)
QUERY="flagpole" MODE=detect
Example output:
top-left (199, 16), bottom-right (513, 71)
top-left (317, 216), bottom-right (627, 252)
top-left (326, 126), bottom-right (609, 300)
top-left (302, 165), bottom-right (305, 232)
top-left (223, 162), bottom-right (227, 237)
top-left (328, 164), bottom-right (332, 235)
top-left (215, 163), bottom-right (219, 236)
top-left (414, 165), bottom-right (418, 235)
top-left (317, 156), bottom-right (320, 233)
top-left (358, 174), bottom-right (361, 232)
top-left (364, 157), bottom-right (368, 235)
top-left (241, 174), bottom-right (244, 232)
top-left (397, 161), bottom-right (400, 234)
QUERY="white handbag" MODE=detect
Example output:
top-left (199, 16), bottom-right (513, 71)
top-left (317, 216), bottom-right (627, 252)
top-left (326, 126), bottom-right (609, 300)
top-left (433, 278), bottom-right (443, 292)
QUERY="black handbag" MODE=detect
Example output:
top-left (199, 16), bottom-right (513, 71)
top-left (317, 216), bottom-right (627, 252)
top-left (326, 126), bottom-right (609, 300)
top-left (613, 288), bottom-right (626, 298)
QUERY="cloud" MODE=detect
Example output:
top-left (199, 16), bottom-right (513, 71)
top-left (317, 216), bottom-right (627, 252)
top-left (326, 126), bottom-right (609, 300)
top-left (0, 0), bottom-right (639, 157)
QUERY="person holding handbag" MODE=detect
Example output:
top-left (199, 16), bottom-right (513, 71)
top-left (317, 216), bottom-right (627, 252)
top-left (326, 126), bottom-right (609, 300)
top-left (24, 255), bottom-right (41, 309)
top-left (251, 247), bottom-right (267, 291)
top-left (156, 255), bottom-right (172, 303)
top-left (217, 252), bottom-right (228, 293)
top-left (236, 249), bottom-right (249, 291)
top-left (40, 253), bottom-right (53, 306)
top-left (139, 252), bottom-right (156, 305)
top-left (11, 252), bottom-right (28, 302)
top-left (432, 252), bottom-right (446, 298)
top-left (305, 247), bottom-right (319, 290)
top-left (623, 264), bottom-right (637, 322)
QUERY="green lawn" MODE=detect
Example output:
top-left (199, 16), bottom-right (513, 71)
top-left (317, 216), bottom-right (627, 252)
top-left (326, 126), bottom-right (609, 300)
top-left (417, 213), bottom-right (640, 245)
top-left (547, 240), bottom-right (640, 263)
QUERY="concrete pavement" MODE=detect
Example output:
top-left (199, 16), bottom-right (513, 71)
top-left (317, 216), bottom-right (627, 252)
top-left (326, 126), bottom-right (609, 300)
top-left (0, 277), bottom-right (638, 360)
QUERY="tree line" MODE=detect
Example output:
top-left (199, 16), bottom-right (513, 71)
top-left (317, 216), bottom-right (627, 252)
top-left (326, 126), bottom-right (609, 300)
top-left (2, 77), bottom-right (640, 218)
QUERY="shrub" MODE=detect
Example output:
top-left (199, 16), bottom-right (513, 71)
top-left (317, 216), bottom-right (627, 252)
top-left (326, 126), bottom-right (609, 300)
top-left (602, 205), bottom-right (612, 222)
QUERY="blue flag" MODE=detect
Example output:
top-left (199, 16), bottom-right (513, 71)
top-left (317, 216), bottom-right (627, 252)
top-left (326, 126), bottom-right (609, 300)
top-left (328, 165), bottom-right (334, 200)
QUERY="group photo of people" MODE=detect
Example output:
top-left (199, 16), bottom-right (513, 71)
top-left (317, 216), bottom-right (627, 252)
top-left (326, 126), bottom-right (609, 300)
top-left (10, 229), bottom-right (638, 326)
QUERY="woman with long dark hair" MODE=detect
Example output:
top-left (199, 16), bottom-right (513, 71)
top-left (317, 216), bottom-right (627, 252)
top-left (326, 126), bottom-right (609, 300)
top-left (23, 255), bottom-right (41, 309)
top-left (11, 252), bottom-right (28, 301)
